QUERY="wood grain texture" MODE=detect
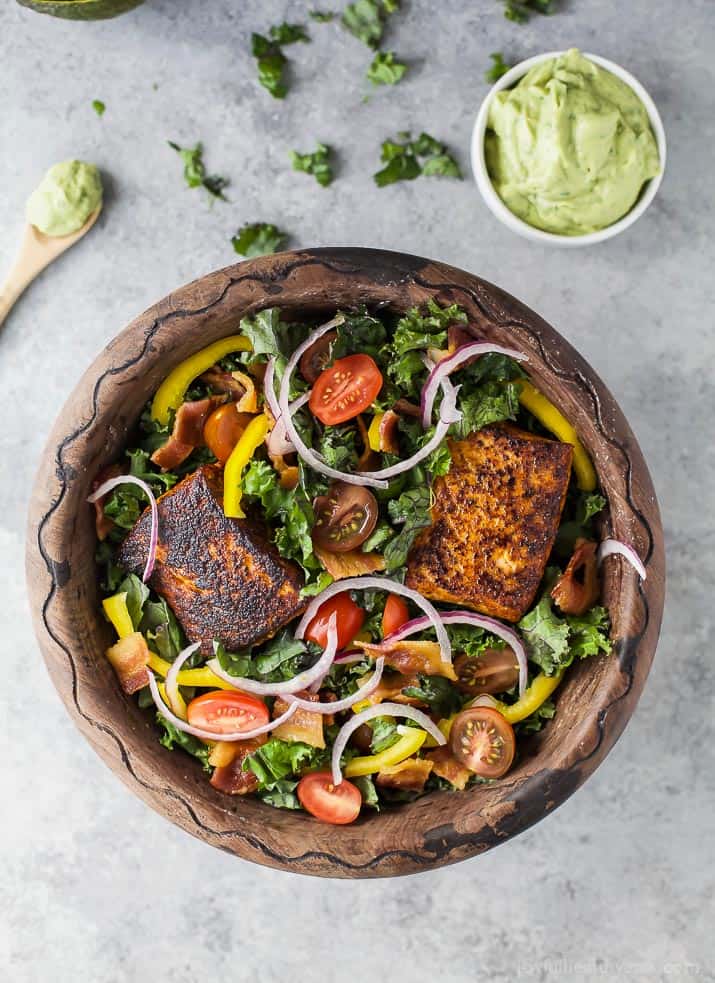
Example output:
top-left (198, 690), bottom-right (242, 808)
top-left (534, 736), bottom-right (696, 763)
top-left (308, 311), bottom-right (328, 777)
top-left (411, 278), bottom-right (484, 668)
top-left (25, 248), bottom-right (665, 878)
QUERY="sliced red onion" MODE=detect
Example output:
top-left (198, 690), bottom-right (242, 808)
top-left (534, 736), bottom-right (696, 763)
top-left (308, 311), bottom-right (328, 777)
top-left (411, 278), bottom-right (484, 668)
top-left (295, 577), bottom-right (452, 663)
top-left (146, 666), bottom-right (298, 742)
top-left (354, 377), bottom-right (461, 482)
top-left (384, 609), bottom-right (527, 698)
top-left (266, 391), bottom-right (310, 457)
top-left (470, 694), bottom-right (499, 709)
top-left (334, 650), bottom-right (366, 665)
top-left (420, 341), bottom-right (528, 429)
top-left (262, 357), bottom-right (282, 422)
top-left (331, 701), bottom-right (446, 785)
top-left (598, 538), bottom-right (647, 581)
top-left (206, 615), bottom-right (339, 696)
top-left (87, 474), bottom-right (158, 581)
top-left (277, 317), bottom-right (389, 490)
top-left (285, 657), bottom-right (385, 715)
top-left (164, 641), bottom-right (201, 717)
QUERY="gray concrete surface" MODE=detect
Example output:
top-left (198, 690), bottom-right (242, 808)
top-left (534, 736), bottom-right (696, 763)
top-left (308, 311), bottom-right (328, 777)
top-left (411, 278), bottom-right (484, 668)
top-left (1, 1), bottom-right (713, 980)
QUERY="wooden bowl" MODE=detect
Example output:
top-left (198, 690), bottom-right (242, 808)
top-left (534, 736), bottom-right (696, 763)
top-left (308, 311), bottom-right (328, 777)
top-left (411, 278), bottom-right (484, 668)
top-left (26, 248), bottom-right (664, 878)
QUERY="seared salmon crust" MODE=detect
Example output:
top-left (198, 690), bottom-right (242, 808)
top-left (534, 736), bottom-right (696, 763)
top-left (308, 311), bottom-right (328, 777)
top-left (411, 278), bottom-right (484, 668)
top-left (117, 465), bottom-right (305, 654)
top-left (406, 424), bottom-right (573, 621)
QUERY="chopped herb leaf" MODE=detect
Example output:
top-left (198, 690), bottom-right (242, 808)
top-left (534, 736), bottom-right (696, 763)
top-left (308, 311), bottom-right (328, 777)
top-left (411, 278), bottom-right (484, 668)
top-left (367, 51), bottom-right (407, 85)
top-left (374, 131), bottom-right (461, 187)
top-left (290, 143), bottom-right (334, 187)
top-left (502, 0), bottom-right (555, 23)
top-left (269, 22), bottom-right (310, 44)
top-left (168, 141), bottom-right (229, 200)
top-left (251, 23), bottom-right (308, 99)
top-left (92, 99), bottom-right (105, 116)
top-left (485, 52), bottom-right (512, 83)
top-left (231, 222), bottom-right (288, 257)
top-left (342, 0), bottom-right (398, 49)
top-left (309, 10), bottom-right (335, 22)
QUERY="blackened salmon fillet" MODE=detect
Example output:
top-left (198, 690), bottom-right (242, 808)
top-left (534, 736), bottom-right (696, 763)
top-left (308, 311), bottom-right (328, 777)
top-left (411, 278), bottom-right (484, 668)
top-left (406, 424), bottom-right (573, 622)
top-left (116, 465), bottom-right (305, 654)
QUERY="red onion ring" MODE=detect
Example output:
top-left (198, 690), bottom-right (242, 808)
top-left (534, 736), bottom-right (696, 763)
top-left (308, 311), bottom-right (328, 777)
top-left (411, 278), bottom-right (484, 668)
top-left (285, 657), bottom-right (385, 715)
top-left (87, 474), bottom-right (158, 581)
top-left (266, 390), bottom-right (310, 457)
top-left (331, 701), bottom-right (446, 785)
top-left (597, 538), bottom-right (647, 581)
top-left (295, 576), bottom-right (452, 663)
top-left (420, 341), bottom-right (528, 429)
top-left (206, 615), bottom-right (339, 696)
top-left (384, 609), bottom-right (527, 698)
top-left (263, 356), bottom-right (282, 422)
top-left (164, 641), bottom-right (201, 717)
top-left (146, 666), bottom-right (298, 742)
top-left (307, 649), bottom-right (366, 692)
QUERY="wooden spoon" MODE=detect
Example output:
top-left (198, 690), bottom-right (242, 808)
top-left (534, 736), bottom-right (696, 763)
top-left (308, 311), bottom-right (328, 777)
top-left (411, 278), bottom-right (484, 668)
top-left (0, 205), bottom-right (101, 329)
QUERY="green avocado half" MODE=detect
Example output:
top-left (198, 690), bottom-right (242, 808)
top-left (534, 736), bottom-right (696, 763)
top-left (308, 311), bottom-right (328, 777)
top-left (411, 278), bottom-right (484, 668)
top-left (17, 0), bottom-right (144, 19)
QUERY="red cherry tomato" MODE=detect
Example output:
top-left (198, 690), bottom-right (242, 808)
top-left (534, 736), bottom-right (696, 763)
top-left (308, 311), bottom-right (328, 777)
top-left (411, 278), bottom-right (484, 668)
top-left (450, 707), bottom-right (516, 779)
top-left (304, 594), bottom-right (365, 650)
top-left (382, 594), bottom-right (410, 637)
top-left (297, 771), bottom-right (362, 824)
top-left (309, 354), bottom-right (383, 425)
top-left (186, 691), bottom-right (269, 736)
top-left (312, 481), bottom-right (379, 553)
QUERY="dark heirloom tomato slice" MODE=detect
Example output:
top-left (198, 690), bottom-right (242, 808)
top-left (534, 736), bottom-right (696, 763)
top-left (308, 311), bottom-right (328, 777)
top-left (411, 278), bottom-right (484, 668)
top-left (382, 594), bottom-right (410, 637)
top-left (297, 771), bottom-right (362, 824)
top-left (299, 331), bottom-right (337, 384)
top-left (186, 691), bottom-right (269, 736)
top-left (203, 404), bottom-right (252, 463)
top-left (312, 481), bottom-right (379, 553)
top-left (309, 354), bottom-right (383, 425)
top-left (304, 594), bottom-right (365, 650)
top-left (453, 648), bottom-right (520, 696)
top-left (450, 707), bottom-right (516, 779)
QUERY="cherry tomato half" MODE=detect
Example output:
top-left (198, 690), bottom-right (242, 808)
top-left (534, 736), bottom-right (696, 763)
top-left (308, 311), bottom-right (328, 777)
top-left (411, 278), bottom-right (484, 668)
top-left (299, 331), bottom-right (337, 384)
top-left (297, 771), bottom-right (362, 824)
top-left (304, 594), bottom-right (365, 650)
top-left (313, 481), bottom-right (379, 553)
top-left (186, 690), bottom-right (269, 736)
top-left (203, 404), bottom-right (253, 463)
top-left (450, 707), bottom-right (516, 779)
top-left (453, 648), bottom-right (520, 696)
top-left (382, 594), bottom-right (410, 638)
top-left (309, 354), bottom-right (383, 426)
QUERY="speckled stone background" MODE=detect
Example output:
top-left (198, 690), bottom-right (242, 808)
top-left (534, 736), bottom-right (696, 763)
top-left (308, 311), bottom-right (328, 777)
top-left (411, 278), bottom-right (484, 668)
top-left (1, 1), bottom-right (713, 980)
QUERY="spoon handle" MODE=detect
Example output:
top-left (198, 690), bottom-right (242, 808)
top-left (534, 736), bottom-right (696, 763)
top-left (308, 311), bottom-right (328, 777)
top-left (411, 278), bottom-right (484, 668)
top-left (0, 263), bottom-right (33, 329)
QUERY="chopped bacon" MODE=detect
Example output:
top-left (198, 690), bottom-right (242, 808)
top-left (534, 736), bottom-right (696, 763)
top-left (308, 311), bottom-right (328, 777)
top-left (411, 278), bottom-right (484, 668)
top-left (551, 538), bottom-right (600, 615)
top-left (358, 672), bottom-right (426, 707)
top-left (92, 463), bottom-right (122, 541)
top-left (314, 544), bottom-right (385, 580)
top-left (151, 396), bottom-right (224, 471)
top-left (200, 368), bottom-right (257, 413)
top-left (209, 735), bottom-right (267, 795)
top-left (279, 466), bottom-right (299, 489)
top-left (105, 632), bottom-right (150, 694)
top-left (424, 746), bottom-right (472, 790)
top-left (376, 757), bottom-right (433, 792)
top-left (272, 691), bottom-right (325, 749)
top-left (393, 398), bottom-right (421, 419)
top-left (357, 639), bottom-right (457, 681)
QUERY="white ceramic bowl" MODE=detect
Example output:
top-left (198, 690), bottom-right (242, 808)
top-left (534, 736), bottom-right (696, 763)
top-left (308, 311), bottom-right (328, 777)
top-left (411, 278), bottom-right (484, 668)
top-left (471, 51), bottom-right (667, 247)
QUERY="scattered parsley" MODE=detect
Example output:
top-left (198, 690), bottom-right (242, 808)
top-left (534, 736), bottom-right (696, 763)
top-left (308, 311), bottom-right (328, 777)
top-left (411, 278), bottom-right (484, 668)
top-left (290, 143), bottom-right (334, 186)
top-left (485, 52), bottom-right (512, 83)
top-left (92, 99), bottom-right (106, 116)
top-left (251, 23), bottom-right (309, 99)
top-left (342, 0), bottom-right (399, 49)
top-left (168, 141), bottom-right (229, 201)
top-left (309, 9), bottom-right (335, 21)
top-left (502, 0), bottom-right (555, 23)
top-left (231, 222), bottom-right (288, 257)
top-left (367, 50), bottom-right (407, 85)
top-left (374, 131), bottom-right (461, 187)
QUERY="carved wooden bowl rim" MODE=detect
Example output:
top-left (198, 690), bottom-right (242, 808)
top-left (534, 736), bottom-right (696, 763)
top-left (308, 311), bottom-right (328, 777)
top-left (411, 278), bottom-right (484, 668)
top-left (25, 248), bottom-right (665, 878)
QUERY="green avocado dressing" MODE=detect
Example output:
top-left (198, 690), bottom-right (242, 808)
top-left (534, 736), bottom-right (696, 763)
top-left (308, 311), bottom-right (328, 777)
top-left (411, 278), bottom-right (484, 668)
top-left (485, 49), bottom-right (660, 236)
top-left (26, 160), bottom-right (103, 237)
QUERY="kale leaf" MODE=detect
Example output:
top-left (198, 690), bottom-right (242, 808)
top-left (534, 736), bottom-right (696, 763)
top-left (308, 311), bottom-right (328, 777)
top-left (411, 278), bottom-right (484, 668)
top-left (353, 774), bottom-right (380, 809)
top-left (157, 716), bottom-right (211, 771)
top-left (555, 490), bottom-right (607, 558)
top-left (231, 222), bottom-right (288, 257)
top-left (402, 675), bottom-right (462, 718)
top-left (452, 381), bottom-right (520, 437)
top-left (290, 143), bottom-right (334, 186)
top-left (391, 299), bottom-right (467, 356)
top-left (168, 141), bottom-right (229, 200)
top-left (367, 51), bottom-right (407, 85)
top-left (117, 574), bottom-right (149, 630)
top-left (245, 738), bottom-right (327, 789)
top-left (383, 486), bottom-right (432, 572)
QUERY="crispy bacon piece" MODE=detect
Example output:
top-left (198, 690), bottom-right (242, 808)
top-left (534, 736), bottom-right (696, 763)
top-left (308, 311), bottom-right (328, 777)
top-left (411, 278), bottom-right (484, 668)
top-left (376, 757), bottom-right (433, 792)
top-left (424, 746), bottom-right (472, 790)
top-left (356, 640), bottom-right (458, 681)
top-left (151, 396), bottom-right (224, 471)
top-left (356, 414), bottom-right (378, 471)
top-left (374, 410), bottom-right (401, 454)
top-left (92, 463), bottom-right (122, 541)
top-left (209, 735), bottom-right (267, 795)
top-left (406, 424), bottom-right (573, 621)
top-left (105, 632), bottom-right (150, 694)
top-left (314, 544), bottom-right (385, 580)
top-left (358, 672), bottom-right (426, 707)
top-left (551, 538), bottom-right (600, 615)
top-left (393, 398), bottom-right (421, 418)
top-left (272, 691), bottom-right (325, 749)
top-left (201, 368), bottom-right (258, 413)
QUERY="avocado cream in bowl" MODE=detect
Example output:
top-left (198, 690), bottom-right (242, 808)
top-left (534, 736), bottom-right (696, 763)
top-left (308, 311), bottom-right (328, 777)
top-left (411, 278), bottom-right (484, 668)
top-left (471, 49), bottom-right (666, 246)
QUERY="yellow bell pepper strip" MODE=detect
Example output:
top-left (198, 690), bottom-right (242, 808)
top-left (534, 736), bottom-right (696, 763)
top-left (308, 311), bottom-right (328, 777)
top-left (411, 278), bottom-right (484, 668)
top-left (423, 715), bottom-right (455, 748)
top-left (344, 728), bottom-right (427, 777)
top-left (103, 593), bottom-right (134, 639)
top-left (150, 334), bottom-right (253, 426)
top-left (367, 412), bottom-right (384, 452)
top-left (158, 680), bottom-right (187, 720)
top-left (147, 651), bottom-right (237, 691)
top-left (493, 670), bottom-right (564, 724)
top-left (223, 413), bottom-right (270, 518)
top-left (518, 380), bottom-right (597, 491)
